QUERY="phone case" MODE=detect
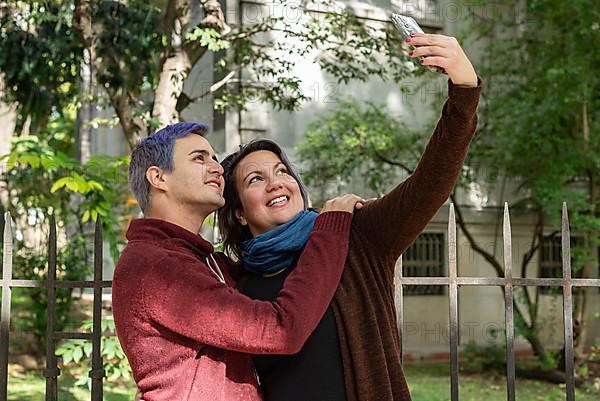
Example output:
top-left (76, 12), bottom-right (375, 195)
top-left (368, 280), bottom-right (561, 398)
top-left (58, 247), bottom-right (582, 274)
top-left (391, 14), bottom-right (424, 38)
top-left (391, 14), bottom-right (445, 74)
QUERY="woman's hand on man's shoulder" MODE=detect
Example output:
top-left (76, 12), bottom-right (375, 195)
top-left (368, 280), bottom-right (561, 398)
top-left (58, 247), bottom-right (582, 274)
top-left (320, 194), bottom-right (367, 214)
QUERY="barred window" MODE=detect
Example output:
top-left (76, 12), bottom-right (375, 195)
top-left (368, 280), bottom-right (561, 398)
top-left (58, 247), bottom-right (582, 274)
top-left (539, 236), bottom-right (582, 294)
top-left (402, 232), bottom-right (445, 295)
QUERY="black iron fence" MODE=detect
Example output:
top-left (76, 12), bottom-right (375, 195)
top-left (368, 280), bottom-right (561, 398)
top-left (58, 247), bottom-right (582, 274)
top-left (1, 204), bottom-right (600, 401)
top-left (1, 216), bottom-right (110, 401)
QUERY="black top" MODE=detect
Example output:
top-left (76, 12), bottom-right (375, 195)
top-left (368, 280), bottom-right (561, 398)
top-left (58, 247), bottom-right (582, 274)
top-left (240, 267), bottom-right (347, 401)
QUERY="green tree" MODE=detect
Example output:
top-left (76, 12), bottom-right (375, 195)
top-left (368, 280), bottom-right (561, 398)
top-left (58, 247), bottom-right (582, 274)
top-left (466, 0), bottom-right (600, 369)
top-left (297, 0), bottom-right (599, 384)
top-left (0, 0), bottom-right (420, 148)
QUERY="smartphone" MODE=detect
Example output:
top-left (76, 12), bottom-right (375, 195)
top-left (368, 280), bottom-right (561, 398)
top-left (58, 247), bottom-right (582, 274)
top-left (391, 14), bottom-right (445, 74)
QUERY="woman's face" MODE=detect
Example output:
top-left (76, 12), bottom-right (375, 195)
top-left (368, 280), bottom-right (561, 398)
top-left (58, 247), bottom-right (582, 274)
top-left (234, 150), bottom-right (304, 236)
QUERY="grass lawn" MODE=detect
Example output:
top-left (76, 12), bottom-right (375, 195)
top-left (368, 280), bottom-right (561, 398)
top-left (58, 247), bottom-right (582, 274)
top-left (7, 362), bottom-right (600, 400)
top-left (404, 362), bottom-right (600, 401)
top-left (8, 370), bottom-right (136, 401)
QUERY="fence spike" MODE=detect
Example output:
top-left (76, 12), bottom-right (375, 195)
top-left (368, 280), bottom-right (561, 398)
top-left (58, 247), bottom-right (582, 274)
top-left (561, 203), bottom-right (575, 401)
top-left (90, 217), bottom-right (105, 401)
top-left (1, 213), bottom-right (13, 401)
top-left (45, 215), bottom-right (59, 401)
top-left (395, 255), bottom-right (404, 366)
top-left (503, 203), bottom-right (516, 401)
top-left (448, 204), bottom-right (459, 401)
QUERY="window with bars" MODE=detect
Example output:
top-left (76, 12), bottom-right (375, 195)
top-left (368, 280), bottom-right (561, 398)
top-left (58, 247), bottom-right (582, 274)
top-left (539, 236), bottom-right (583, 294)
top-left (402, 232), bottom-right (445, 295)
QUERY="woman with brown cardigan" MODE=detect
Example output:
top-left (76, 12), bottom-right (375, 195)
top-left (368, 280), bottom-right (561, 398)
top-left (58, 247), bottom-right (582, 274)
top-left (218, 32), bottom-right (482, 401)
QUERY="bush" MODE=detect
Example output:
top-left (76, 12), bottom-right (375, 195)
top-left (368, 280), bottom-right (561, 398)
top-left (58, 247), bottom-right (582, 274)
top-left (56, 318), bottom-right (131, 389)
top-left (461, 340), bottom-right (506, 374)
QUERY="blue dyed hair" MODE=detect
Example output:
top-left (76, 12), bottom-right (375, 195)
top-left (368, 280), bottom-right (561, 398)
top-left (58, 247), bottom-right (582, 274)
top-left (129, 122), bottom-right (209, 213)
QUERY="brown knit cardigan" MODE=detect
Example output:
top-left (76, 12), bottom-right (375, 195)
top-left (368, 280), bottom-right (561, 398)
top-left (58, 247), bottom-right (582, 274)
top-left (331, 78), bottom-right (482, 401)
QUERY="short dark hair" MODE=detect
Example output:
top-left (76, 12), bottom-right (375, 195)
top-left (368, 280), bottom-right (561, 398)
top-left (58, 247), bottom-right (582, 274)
top-left (129, 122), bottom-right (209, 213)
top-left (218, 139), bottom-right (309, 260)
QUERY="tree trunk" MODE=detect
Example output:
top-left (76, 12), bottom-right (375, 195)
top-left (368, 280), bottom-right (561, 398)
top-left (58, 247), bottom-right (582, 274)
top-left (516, 366), bottom-right (585, 386)
top-left (573, 99), bottom-right (596, 359)
top-left (74, 0), bottom-right (148, 149)
top-left (152, 21), bottom-right (193, 128)
top-left (74, 0), bottom-right (230, 148)
top-left (76, 47), bottom-right (93, 163)
top-left (151, 0), bottom-right (227, 129)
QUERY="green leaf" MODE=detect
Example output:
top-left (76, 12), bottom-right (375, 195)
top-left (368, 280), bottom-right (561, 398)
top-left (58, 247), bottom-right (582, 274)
top-left (74, 375), bottom-right (89, 387)
top-left (65, 178), bottom-right (80, 192)
top-left (50, 178), bottom-right (68, 193)
top-left (109, 368), bottom-right (121, 381)
top-left (71, 173), bottom-right (90, 193)
top-left (19, 154), bottom-right (41, 167)
top-left (7, 153), bottom-right (18, 169)
top-left (87, 180), bottom-right (105, 191)
top-left (83, 342), bottom-right (93, 357)
top-left (73, 346), bottom-right (83, 363)
top-left (62, 349), bottom-right (73, 364)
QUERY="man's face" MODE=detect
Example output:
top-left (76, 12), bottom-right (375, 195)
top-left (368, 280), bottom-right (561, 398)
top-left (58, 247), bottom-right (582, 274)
top-left (162, 134), bottom-right (225, 216)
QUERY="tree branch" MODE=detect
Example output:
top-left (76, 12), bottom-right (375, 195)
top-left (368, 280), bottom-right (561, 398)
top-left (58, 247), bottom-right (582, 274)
top-left (373, 152), bottom-right (414, 175)
top-left (450, 193), bottom-right (560, 363)
top-left (152, 0), bottom-right (230, 127)
top-left (176, 70), bottom-right (237, 112)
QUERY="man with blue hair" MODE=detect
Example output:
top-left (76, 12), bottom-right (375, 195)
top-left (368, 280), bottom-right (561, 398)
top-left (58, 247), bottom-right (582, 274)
top-left (112, 122), bottom-right (362, 401)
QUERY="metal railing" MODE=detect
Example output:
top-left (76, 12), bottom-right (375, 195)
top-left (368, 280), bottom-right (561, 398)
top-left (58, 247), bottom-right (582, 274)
top-left (395, 203), bottom-right (600, 401)
top-left (1, 215), bottom-right (110, 401)
top-left (1, 203), bottom-right (599, 401)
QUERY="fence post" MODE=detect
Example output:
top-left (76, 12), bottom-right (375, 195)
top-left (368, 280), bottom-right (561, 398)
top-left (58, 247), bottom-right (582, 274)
top-left (502, 203), bottom-right (516, 401)
top-left (395, 255), bottom-right (404, 365)
top-left (90, 218), bottom-right (105, 401)
top-left (561, 203), bottom-right (575, 401)
top-left (45, 215), bottom-right (59, 401)
top-left (1, 212), bottom-right (13, 401)
top-left (448, 204), bottom-right (459, 401)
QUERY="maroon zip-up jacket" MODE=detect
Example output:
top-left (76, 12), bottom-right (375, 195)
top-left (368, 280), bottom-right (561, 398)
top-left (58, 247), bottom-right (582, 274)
top-left (112, 211), bottom-right (352, 401)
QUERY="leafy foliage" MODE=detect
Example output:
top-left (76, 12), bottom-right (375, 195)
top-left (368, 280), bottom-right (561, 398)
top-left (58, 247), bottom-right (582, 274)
top-left (56, 318), bottom-right (131, 389)
top-left (465, 0), bottom-right (600, 232)
top-left (0, 0), bottom-right (421, 145)
top-left (297, 99), bottom-right (427, 201)
top-left (464, 0), bottom-right (599, 366)
top-left (90, 0), bottom-right (162, 94)
top-left (2, 117), bottom-right (131, 261)
top-left (0, 1), bottom-right (82, 133)
top-left (216, 0), bottom-right (420, 113)
top-left (462, 340), bottom-right (506, 374)
top-left (0, 109), bottom-right (133, 353)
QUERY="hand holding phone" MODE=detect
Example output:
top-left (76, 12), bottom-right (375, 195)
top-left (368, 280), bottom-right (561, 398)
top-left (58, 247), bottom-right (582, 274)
top-left (391, 14), bottom-right (445, 74)
top-left (391, 14), bottom-right (478, 86)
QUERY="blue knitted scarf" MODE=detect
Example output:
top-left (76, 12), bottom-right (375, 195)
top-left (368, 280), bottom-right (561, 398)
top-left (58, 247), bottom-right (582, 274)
top-left (242, 210), bottom-right (318, 274)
